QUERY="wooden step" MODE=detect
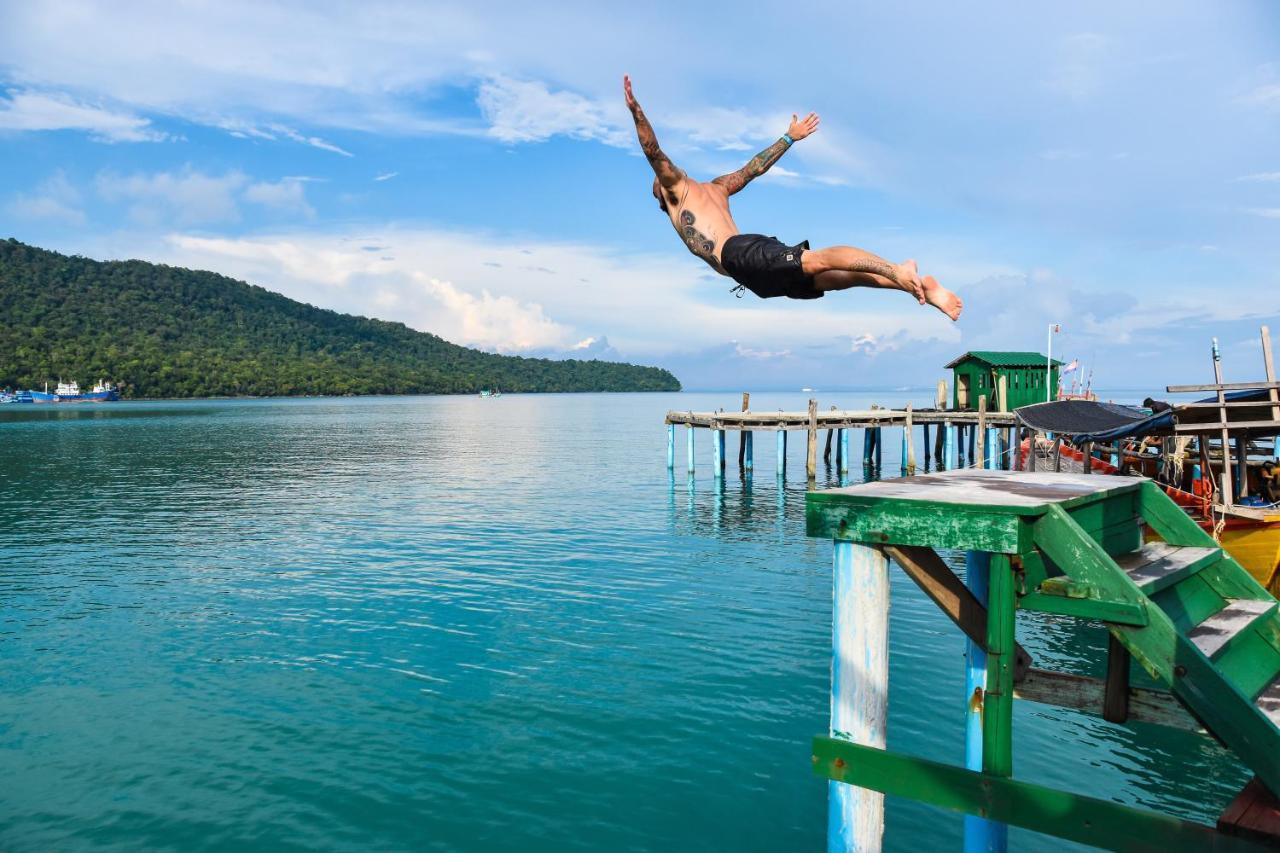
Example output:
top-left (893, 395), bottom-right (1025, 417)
top-left (1189, 599), bottom-right (1278, 659)
top-left (1259, 677), bottom-right (1280, 729)
top-left (1115, 543), bottom-right (1220, 595)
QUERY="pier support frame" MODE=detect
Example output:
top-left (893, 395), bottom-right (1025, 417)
top-left (829, 540), bottom-right (889, 852)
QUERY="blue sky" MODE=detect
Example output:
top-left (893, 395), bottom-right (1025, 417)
top-left (2, 1), bottom-right (1279, 391)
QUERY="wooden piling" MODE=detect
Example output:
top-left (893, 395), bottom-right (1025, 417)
top-left (1212, 338), bottom-right (1234, 507)
top-left (963, 550), bottom-right (1003, 850)
top-left (923, 423), bottom-right (932, 470)
top-left (830, 540), bottom-right (889, 852)
top-left (976, 397), bottom-right (987, 470)
top-left (905, 404), bottom-right (916, 476)
top-left (937, 379), bottom-right (948, 410)
top-left (841, 429), bottom-right (851, 484)
top-left (825, 427), bottom-right (834, 464)
top-left (713, 428), bottom-right (724, 476)
top-left (807, 399), bottom-right (818, 482)
top-left (777, 429), bottom-right (787, 478)
top-left (998, 375), bottom-right (1009, 413)
top-left (739, 392), bottom-right (750, 469)
top-left (667, 424), bottom-right (675, 470)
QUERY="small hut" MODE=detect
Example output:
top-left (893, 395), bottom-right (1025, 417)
top-left (946, 351), bottom-right (1061, 412)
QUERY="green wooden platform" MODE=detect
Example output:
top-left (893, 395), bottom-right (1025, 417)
top-left (807, 469), bottom-right (1280, 849)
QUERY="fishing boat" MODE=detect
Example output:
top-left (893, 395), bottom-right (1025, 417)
top-left (479, 388), bottom-right (502, 398)
top-left (1013, 328), bottom-right (1280, 594)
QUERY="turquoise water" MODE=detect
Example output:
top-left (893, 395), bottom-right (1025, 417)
top-left (0, 394), bottom-right (1248, 851)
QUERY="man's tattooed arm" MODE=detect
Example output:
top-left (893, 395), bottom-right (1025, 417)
top-left (630, 104), bottom-right (683, 187)
top-left (713, 137), bottom-right (791, 195)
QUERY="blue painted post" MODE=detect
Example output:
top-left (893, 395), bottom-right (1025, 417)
top-left (874, 427), bottom-right (882, 471)
top-left (900, 428), bottom-right (908, 476)
top-left (835, 428), bottom-right (844, 471)
top-left (713, 428), bottom-right (724, 476)
top-left (963, 551), bottom-right (1006, 852)
top-left (986, 427), bottom-right (999, 469)
top-left (667, 424), bottom-right (675, 470)
top-left (777, 430), bottom-right (787, 478)
top-left (744, 431), bottom-right (754, 473)
top-left (687, 426), bottom-right (695, 475)
top-left (945, 421), bottom-right (955, 471)
top-left (839, 428), bottom-right (850, 485)
top-left (830, 539), bottom-right (889, 851)
top-left (862, 428), bottom-right (873, 468)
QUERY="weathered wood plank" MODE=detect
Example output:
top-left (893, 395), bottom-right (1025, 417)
top-left (1115, 543), bottom-right (1221, 595)
top-left (1188, 599), bottom-right (1276, 659)
top-left (1167, 381), bottom-right (1280, 392)
top-left (1012, 667), bottom-right (1205, 733)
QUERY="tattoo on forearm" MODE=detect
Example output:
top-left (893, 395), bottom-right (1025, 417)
top-left (716, 137), bottom-right (791, 194)
top-left (631, 105), bottom-right (678, 177)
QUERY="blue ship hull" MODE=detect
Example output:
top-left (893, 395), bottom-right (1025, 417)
top-left (19, 389), bottom-right (119, 403)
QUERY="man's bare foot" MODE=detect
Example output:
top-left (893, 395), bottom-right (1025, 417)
top-left (922, 275), bottom-right (962, 321)
top-left (897, 259), bottom-right (925, 304)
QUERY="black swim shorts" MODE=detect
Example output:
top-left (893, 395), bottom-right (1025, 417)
top-left (721, 234), bottom-right (823, 300)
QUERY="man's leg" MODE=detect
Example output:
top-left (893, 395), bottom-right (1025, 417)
top-left (804, 247), bottom-right (963, 321)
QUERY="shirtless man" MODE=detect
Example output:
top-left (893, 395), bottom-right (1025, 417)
top-left (623, 76), bottom-right (962, 320)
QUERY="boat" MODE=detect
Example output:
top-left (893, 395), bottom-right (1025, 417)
top-left (1015, 388), bottom-right (1280, 595)
top-left (22, 380), bottom-right (120, 403)
top-left (479, 389), bottom-right (502, 398)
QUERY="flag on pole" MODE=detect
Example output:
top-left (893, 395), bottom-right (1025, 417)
top-left (1061, 358), bottom-right (1080, 375)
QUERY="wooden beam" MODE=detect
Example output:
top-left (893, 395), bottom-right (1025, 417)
top-left (738, 392), bottom-right (749, 468)
top-left (1166, 381), bottom-right (1280, 392)
top-left (1013, 667), bottom-right (1205, 734)
top-left (1175, 420), bottom-right (1280, 433)
top-left (1213, 339), bottom-right (1235, 508)
top-left (1263, 326), bottom-right (1279, 425)
top-left (806, 398), bottom-right (818, 482)
top-left (811, 739), bottom-right (1264, 852)
top-left (884, 545), bottom-right (1032, 680)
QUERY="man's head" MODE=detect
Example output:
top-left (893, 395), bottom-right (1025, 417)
top-left (652, 177), bottom-right (667, 212)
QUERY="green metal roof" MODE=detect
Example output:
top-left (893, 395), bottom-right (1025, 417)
top-left (945, 351), bottom-right (1063, 369)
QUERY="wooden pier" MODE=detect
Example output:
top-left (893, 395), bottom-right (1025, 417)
top-left (665, 395), bottom-right (1018, 483)
top-left (807, 468), bottom-right (1280, 851)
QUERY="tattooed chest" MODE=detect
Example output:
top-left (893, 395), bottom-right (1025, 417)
top-left (676, 210), bottom-right (719, 264)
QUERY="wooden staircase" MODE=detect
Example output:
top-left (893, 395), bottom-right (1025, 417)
top-left (1031, 480), bottom-right (1280, 795)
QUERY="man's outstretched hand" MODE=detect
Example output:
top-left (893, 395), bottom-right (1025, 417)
top-left (787, 112), bottom-right (820, 141)
top-left (623, 75), bottom-right (638, 112)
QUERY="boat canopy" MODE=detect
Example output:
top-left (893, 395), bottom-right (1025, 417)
top-left (1015, 390), bottom-right (1273, 444)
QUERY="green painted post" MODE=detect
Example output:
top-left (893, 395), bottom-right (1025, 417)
top-left (984, 554), bottom-right (1015, 825)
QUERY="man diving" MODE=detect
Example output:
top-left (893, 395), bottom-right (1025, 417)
top-left (623, 75), bottom-right (962, 320)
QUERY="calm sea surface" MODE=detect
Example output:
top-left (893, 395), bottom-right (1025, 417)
top-left (0, 393), bottom-right (1249, 851)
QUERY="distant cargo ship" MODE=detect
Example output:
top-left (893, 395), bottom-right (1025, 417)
top-left (5, 380), bottom-right (121, 403)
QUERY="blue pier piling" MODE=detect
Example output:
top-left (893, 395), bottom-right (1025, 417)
top-left (900, 429), bottom-right (908, 476)
top-left (945, 422), bottom-right (955, 471)
top-left (985, 427), bottom-right (998, 470)
top-left (963, 550), bottom-right (1007, 852)
top-left (744, 431), bottom-right (754, 473)
top-left (777, 430), bottom-right (787, 478)
top-left (712, 428), bottom-right (725, 476)
top-left (839, 428), bottom-right (850, 485)
top-left (830, 539), bottom-right (889, 851)
top-left (835, 429), bottom-right (844, 471)
top-left (874, 428), bottom-right (883, 471)
top-left (687, 426), bottom-right (695, 475)
top-left (667, 424), bottom-right (675, 470)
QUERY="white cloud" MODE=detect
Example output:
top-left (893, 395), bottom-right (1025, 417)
top-left (0, 89), bottom-right (167, 142)
top-left (1234, 171), bottom-right (1280, 183)
top-left (244, 178), bottom-right (315, 217)
top-left (476, 76), bottom-right (629, 147)
top-left (96, 168), bottom-right (247, 225)
top-left (6, 171), bottom-right (85, 224)
top-left (1246, 208), bottom-right (1280, 219)
top-left (415, 274), bottom-right (569, 351)
top-left (374, 172), bottom-right (398, 181)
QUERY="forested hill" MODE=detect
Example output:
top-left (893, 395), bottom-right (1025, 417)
top-left (0, 239), bottom-right (680, 397)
